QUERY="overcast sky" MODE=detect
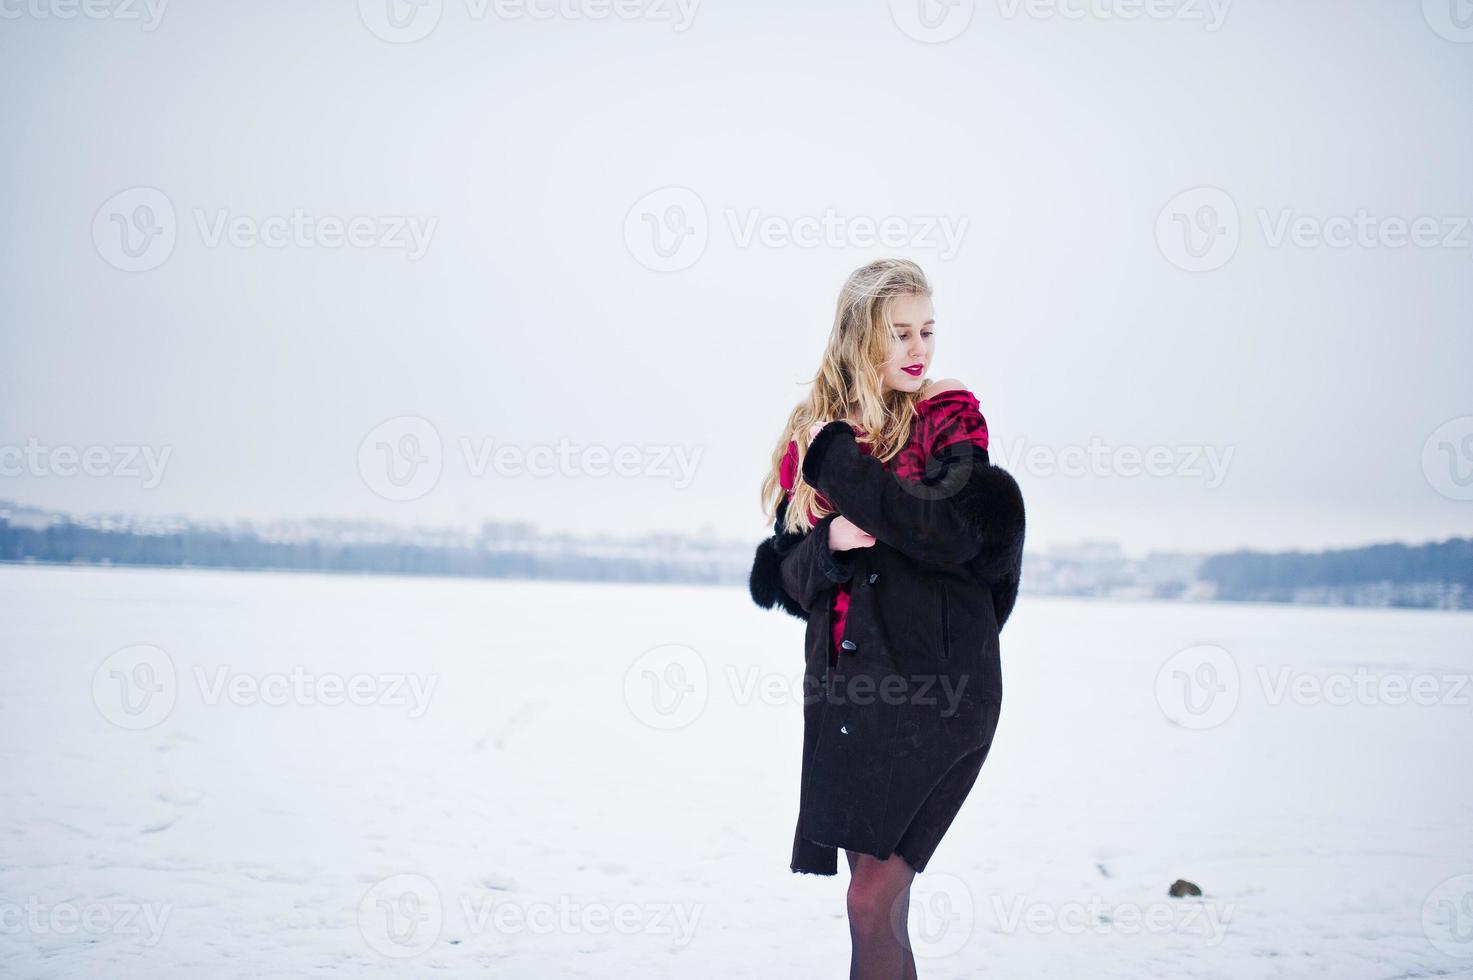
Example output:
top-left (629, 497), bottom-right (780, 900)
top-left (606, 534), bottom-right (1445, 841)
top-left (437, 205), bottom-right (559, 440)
top-left (2, 0), bottom-right (1470, 555)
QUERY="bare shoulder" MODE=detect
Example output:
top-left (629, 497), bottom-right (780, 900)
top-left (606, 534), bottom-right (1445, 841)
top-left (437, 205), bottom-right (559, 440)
top-left (918, 378), bottom-right (968, 402)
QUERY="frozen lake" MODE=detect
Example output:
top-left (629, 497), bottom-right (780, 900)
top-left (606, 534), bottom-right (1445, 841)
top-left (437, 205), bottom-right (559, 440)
top-left (1, 563), bottom-right (1470, 978)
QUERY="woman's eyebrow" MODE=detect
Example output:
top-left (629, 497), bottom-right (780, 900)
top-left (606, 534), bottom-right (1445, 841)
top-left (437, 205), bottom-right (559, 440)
top-left (892, 320), bottom-right (937, 328)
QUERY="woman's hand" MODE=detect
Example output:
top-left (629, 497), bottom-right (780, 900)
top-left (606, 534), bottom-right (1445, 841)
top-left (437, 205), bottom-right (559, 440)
top-left (827, 515), bottom-right (875, 552)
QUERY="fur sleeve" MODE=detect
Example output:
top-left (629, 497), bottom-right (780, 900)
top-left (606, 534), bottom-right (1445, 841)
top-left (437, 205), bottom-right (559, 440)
top-left (749, 498), bottom-right (854, 620)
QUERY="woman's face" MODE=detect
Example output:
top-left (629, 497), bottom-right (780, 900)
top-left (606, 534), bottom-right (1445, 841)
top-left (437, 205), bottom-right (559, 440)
top-left (879, 292), bottom-right (936, 394)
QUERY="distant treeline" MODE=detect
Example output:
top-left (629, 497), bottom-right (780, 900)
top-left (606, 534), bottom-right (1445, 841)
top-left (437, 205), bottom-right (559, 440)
top-left (1199, 537), bottom-right (1473, 608)
top-left (0, 520), bottom-right (738, 586)
top-left (3, 519), bottom-right (1469, 609)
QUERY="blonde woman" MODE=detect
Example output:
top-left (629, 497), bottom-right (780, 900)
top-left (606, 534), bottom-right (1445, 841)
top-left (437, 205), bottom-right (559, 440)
top-left (749, 258), bottom-right (1026, 977)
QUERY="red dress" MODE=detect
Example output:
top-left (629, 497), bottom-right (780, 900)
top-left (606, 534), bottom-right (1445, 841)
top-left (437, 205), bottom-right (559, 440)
top-left (778, 388), bottom-right (991, 657)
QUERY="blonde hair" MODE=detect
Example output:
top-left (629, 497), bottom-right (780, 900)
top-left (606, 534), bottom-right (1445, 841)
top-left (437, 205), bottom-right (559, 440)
top-left (760, 258), bottom-right (935, 534)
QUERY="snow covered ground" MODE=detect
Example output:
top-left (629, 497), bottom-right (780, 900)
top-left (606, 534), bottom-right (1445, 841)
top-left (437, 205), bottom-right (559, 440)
top-left (1, 563), bottom-right (1470, 978)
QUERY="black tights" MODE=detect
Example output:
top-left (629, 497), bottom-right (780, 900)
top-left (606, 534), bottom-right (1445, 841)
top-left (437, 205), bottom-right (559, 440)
top-left (845, 849), bottom-right (918, 980)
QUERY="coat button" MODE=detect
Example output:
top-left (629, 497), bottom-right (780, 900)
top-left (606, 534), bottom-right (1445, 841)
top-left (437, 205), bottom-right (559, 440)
top-left (867, 572), bottom-right (879, 584)
top-left (840, 639), bottom-right (857, 651)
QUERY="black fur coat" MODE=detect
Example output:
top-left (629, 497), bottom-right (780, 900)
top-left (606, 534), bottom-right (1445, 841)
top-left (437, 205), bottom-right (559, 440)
top-left (746, 417), bottom-right (1027, 875)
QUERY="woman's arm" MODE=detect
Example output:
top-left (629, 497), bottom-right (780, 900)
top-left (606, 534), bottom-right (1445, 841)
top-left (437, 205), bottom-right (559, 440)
top-left (801, 419), bottom-right (1026, 571)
